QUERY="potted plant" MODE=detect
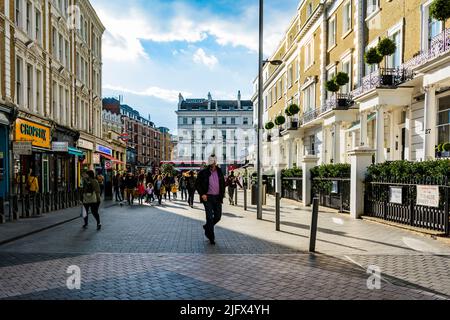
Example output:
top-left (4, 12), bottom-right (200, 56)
top-left (430, 0), bottom-right (450, 50)
top-left (265, 121), bottom-right (274, 141)
top-left (325, 72), bottom-right (350, 109)
top-left (365, 46), bottom-right (383, 73)
top-left (442, 142), bottom-right (450, 157)
top-left (377, 38), bottom-right (397, 85)
top-left (287, 104), bottom-right (300, 129)
top-left (274, 115), bottom-right (286, 136)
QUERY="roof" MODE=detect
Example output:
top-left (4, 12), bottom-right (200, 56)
top-left (179, 99), bottom-right (253, 111)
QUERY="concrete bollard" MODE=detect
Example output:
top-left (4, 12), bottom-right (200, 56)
top-left (276, 192), bottom-right (281, 231)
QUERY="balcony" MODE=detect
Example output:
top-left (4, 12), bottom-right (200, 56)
top-left (352, 68), bottom-right (414, 99)
top-left (403, 28), bottom-right (450, 71)
top-left (302, 108), bottom-right (321, 125)
top-left (321, 93), bottom-right (354, 114)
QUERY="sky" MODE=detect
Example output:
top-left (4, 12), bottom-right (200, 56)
top-left (91, 0), bottom-right (300, 134)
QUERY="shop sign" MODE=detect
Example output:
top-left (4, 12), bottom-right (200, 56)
top-left (389, 187), bottom-right (403, 204)
top-left (15, 118), bottom-right (51, 149)
top-left (13, 141), bottom-right (32, 155)
top-left (96, 144), bottom-right (112, 156)
top-left (105, 160), bottom-right (112, 170)
top-left (78, 139), bottom-right (94, 150)
top-left (93, 153), bottom-right (100, 164)
top-left (416, 185), bottom-right (440, 208)
top-left (52, 142), bottom-right (69, 152)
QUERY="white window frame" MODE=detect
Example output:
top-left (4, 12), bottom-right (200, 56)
top-left (35, 9), bottom-right (42, 44)
top-left (304, 38), bottom-right (314, 70)
top-left (15, 0), bottom-right (22, 29)
top-left (326, 65), bottom-right (337, 99)
top-left (16, 56), bottom-right (23, 106)
top-left (366, 0), bottom-right (380, 20)
top-left (26, 1), bottom-right (32, 38)
top-left (342, 0), bottom-right (352, 36)
top-left (421, 0), bottom-right (444, 51)
top-left (302, 83), bottom-right (316, 113)
top-left (387, 21), bottom-right (404, 69)
top-left (341, 54), bottom-right (352, 93)
top-left (328, 16), bottom-right (336, 49)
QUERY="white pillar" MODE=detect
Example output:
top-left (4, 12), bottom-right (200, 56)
top-left (424, 85), bottom-right (437, 160)
top-left (375, 106), bottom-right (385, 163)
top-left (349, 147), bottom-right (375, 219)
top-left (302, 155), bottom-right (319, 207)
top-left (333, 122), bottom-right (341, 163)
top-left (297, 139), bottom-right (304, 165)
top-left (275, 166), bottom-right (282, 194)
top-left (405, 107), bottom-right (411, 161)
top-left (352, 131), bottom-right (357, 149)
top-left (360, 112), bottom-right (368, 147)
top-left (286, 140), bottom-right (293, 168)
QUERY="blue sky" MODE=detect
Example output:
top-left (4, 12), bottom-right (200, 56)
top-left (91, 0), bottom-right (299, 133)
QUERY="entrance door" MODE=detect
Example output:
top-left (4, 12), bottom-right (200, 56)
top-left (42, 156), bottom-right (49, 193)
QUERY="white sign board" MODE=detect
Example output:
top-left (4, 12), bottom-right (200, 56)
top-left (52, 142), bottom-right (69, 152)
top-left (389, 187), bottom-right (403, 204)
top-left (292, 180), bottom-right (297, 190)
top-left (78, 139), bottom-right (94, 150)
top-left (416, 185), bottom-right (440, 208)
top-left (331, 181), bottom-right (339, 194)
top-left (93, 153), bottom-right (100, 164)
top-left (13, 141), bottom-right (32, 155)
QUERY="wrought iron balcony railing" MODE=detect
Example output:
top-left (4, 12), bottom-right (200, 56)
top-left (321, 93), bottom-right (353, 114)
top-left (302, 108), bottom-right (321, 125)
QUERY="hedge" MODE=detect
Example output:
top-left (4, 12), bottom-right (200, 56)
top-left (310, 164), bottom-right (351, 194)
top-left (366, 160), bottom-right (450, 181)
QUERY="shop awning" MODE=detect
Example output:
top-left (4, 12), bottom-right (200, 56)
top-left (98, 153), bottom-right (125, 164)
top-left (68, 147), bottom-right (85, 157)
top-left (346, 112), bottom-right (376, 132)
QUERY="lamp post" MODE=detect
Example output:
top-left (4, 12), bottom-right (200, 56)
top-left (257, 0), bottom-right (283, 220)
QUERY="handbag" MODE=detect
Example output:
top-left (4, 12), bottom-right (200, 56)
top-left (171, 185), bottom-right (178, 193)
top-left (81, 206), bottom-right (88, 218)
top-left (83, 192), bottom-right (97, 204)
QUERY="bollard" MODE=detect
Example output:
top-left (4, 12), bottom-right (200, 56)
top-left (12, 195), bottom-right (19, 220)
top-left (25, 194), bottom-right (30, 218)
top-left (235, 187), bottom-right (238, 206)
top-left (36, 194), bottom-right (41, 216)
top-left (0, 197), bottom-right (4, 224)
top-left (244, 186), bottom-right (247, 211)
top-left (309, 198), bottom-right (319, 253)
top-left (275, 192), bottom-right (281, 231)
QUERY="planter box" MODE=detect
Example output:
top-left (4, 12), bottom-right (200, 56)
top-left (381, 74), bottom-right (394, 86)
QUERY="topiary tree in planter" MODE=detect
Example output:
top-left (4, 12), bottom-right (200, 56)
top-left (365, 47), bottom-right (383, 76)
top-left (325, 72), bottom-right (350, 108)
top-left (377, 38), bottom-right (397, 85)
top-left (274, 115), bottom-right (286, 136)
top-left (430, 0), bottom-right (450, 51)
top-left (265, 121), bottom-right (274, 142)
top-left (286, 104), bottom-right (300, 129)
top-left (442, 142), bottom-right (450, 157)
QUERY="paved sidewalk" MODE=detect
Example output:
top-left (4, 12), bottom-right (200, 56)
top-left (0, 200), bottom-right (117, 246)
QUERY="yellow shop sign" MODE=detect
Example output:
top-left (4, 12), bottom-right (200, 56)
top-left (15, 118), bottom-right (51, 149)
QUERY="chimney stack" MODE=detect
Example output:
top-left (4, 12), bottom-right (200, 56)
top-left (237, 90), bottom-right (242, 109)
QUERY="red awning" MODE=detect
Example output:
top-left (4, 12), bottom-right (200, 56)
top-left (97, 153), bottom-right (125, 164)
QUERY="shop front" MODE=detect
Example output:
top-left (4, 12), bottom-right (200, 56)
top-left (95, 143), bottom-right (115, 200)
top-left (77, 138), bottom-right (95, 177)
top-left (13, 116), bottom-right (52, 196)
top-left (0, 104), bottom-right (17, 198)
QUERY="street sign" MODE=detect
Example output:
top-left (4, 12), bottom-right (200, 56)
top-left (105, 160), bottom-right (112, 170)
top-left (13, 141), bottom-right (32, 155)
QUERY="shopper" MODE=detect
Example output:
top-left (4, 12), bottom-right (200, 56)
top-left (82, 170), bottom-right (102, 230)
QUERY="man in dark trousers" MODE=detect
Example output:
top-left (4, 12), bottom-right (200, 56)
top-left (195, 155), bottom-right (225, 245)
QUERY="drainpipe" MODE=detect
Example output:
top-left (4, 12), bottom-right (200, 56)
top-left (320, 1), bottom-right (328, 107)
top-left (357, 0), bottom-right (366, 86)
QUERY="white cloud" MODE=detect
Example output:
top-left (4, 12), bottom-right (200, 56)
top-left (103, 84), bottom-right (192, 103)
top-left (193, 48), bottom-right (218, 68)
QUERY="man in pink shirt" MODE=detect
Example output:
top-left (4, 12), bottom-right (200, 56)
top-left (195, 155), bottom-right (225, 245)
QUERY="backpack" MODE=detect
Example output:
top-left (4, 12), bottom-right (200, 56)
top-left (188, 177), bottom-right (196, 189)
top-left (84, 179), bottom-right (95, 193)
top-left (83, 179), bottom-right (97, 204)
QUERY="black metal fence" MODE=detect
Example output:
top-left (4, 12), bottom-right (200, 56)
top-left (0, 189), bottom-right (82, 223)
top-left (282, 177), bottom-right (303, 201)
top-left (365, 177), bottom-right (449, 234)
top-left (312, 177), bottom-right (351, 212)
top-left (266, 176), bottom-right (276, 196)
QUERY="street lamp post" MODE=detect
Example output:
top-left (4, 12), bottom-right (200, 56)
top-left (257, 0), bottom-right (283, 220)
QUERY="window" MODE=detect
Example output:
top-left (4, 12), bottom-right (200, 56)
top-left (303, 84), bottom-right (315, 112)
top-left (288, 65), bottom-right (293, 88)
top-left (59, 34), bottom-right (63, 62)
top-left (307, 1), bottom-right (313, 17)
top-left (296, 60), bottom-right (300, 81)
top-left (343, 1), bottom-right (352, 34)
top-left (274, 86), bottom-right (277, 102)
top-left (222, 117), bottom-right (227, 125)
top-left (191, 118), bottom-right (195, 125)
top-left (15, 0), bottom-right (21, 28)
top-left (36, 69), bottom-right (42, 114)
top-left (341, 58), bottom-right (352, 93)
top-left (27, 64), bottom-right (33, 111)
top-left (305, 39), bottom-right (314, 69)
top-left (27, 1), bottom-right (33, 38)
top-left (366, 0), bottom-right (379, 17)
top-left (59, 85), bottom-right (64, 124)
top-left (16, 57), bottom-right (22, 105)
top-left (222, 146), bottom-right (227, 160)
top-left (268, 91), bottom-right (272, 107)
top-left (389, 29), bottom-right (402, 68)
top-left (201, 117), bottom-right (205, 125)
top-left (35, 10), bottom-right (42, 44)
top-left (437, 96), bottom-right (450, 146)
top-left (309, 135), bottom-right (316, 155)
top-left (264, 95), bottom-right (268, 111)
top-left (278, 80), bottom-right (283, 99)
top-left (243, 117), bottom-right (248, 125)
top-left (328, 17), bottom-right (336, 48)
top-left (52, 27), bottom-right (57, 58)
top-left (231, 118), bottom-right (236, 125)
top-left (66, 89), bottom-right (70, 125)
top-left (365, 41), bottom-right (379, 75)
top-left (183, 117), bottom-right (187, 125)
top-left (222, 130), bottom-right (227, 140)
top-left (52, 81), bottom-right (58, 120)
top-left (326, 68), bottom-right (336, 99)
top-left (65, 40), bottom-right (69, 69)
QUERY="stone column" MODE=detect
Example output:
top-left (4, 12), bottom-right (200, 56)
top-left (404, 107), bottom-right (411, 161)
top-left (286, 139), bottom-right (293, 169)
top-left (302, 155), bottom-right (319, 207)
top-left (424, 85), bottom-right (437, 160)
top-left (375, 106), bottom-right (385, 163)
top-left (333, 122), bottom-right (341, 163)
top-left (349, 147), bottom-right (375, 219)
top-left (360, 112), bottom-right (368, 147)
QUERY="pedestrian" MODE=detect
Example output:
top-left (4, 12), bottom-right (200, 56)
top-left (195, 155), bottom-right (225, 245)
top-left (97, 173), bottom-right (105, 197)
top-left (27, 169), bottom-right (39, 196)
top-left (154, 175), bottom-right (164, 205)
top-left (113, 173), bottom-right (123, 202)
top-left (146, 183), bottom-right (155, 203)
top-left (187, 171), bottom-right (196, 208)
top-left (172, 176), bottom-right (178, 200)
top-left (82, 170), bottom-right (102, 230)
top-left (226, 171), bottom-right (242, 205)
top-left (146, 172), bottom-right (154, 186)
top-left (163, 174), bottom-right (171, 201)
top-left (119, 173), bottom-right (126, 204)
top-left (180, 175), bottom-right (188, 201)
top-left (137, 181), bottom-right (146, 205)
top-left (125, 172), bottom-right (137, 205)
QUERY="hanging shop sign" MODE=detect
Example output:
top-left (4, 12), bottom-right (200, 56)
top-left (93, 153), bottom-right (100, 164)
top-left (105, 160), bottom-right (112, 170)
top-left (416, 185), bottom-right (440, 208)
top-left (15, 118), bottom-right (51, 149)
top-left (389, 187), bottom-right (403, 204)
top-left (13, 141), bottom-right (33, 155)
top-left (52, 142), bottom-right (69, 152)
top-left (78, 139), bottom-right (94, 150)
top-left (96, 144), bottom-right (112, 156)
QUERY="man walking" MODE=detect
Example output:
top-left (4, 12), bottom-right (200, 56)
top-left (226, 171), bottom-right (242, 205)
top-left (195, 155), bottom-right (225, 245)
top-left (82, 170), bottom-right (102, 230)
top-left (187, 171), bottom-right (196, 208)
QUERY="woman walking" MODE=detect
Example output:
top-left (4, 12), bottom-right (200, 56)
top-left (179, 175), bottom-right (188, 201)
top-left (154, 175), bottom-right (164, 205)
top-left (187, 171), bottom-right (197, 208)
top-left (82, 170), bottom-right (102, 230)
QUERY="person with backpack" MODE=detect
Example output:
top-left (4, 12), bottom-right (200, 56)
top-left (82, 170), bottom-right (102, 230)
top-left (180, 175), bottom-right (188, 201)
top-left (187, 171), bottom-right (197, 208)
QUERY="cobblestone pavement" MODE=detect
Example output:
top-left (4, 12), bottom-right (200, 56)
top-left (0, 193), bottom-right (449, 300)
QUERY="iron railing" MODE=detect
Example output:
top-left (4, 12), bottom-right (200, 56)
top-left (312, 177), bottom-right (351, 213)
top-left (365, 177), bottom-right (449, 234)
top-left (282, 177), bottom-right (303, 202)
